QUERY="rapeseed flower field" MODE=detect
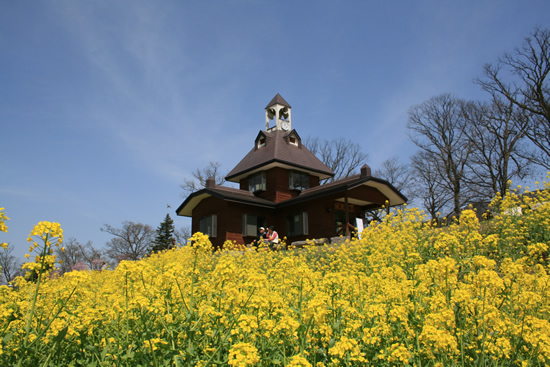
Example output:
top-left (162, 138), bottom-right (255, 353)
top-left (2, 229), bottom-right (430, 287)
top-left (1, 179), bottom-right (549, 366)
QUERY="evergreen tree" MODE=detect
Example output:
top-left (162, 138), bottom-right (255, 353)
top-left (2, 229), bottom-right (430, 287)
top-left (150, 214), bottom-right (175, 253)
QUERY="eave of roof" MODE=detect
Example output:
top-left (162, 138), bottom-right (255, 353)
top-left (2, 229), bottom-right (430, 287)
top-left (279, 174), bottom-right (408, 208)
top-left (227, 159), bottom-right (334, 183)
top-left (176, 175), bottom-right (407, 218)
top-left (176, 186), bottom-right (275, 217)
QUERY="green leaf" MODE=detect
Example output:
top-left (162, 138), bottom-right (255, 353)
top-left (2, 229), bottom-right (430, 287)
top-left (2, 330), bottom-right (15, 343)
top-left (52, 325), bottom-right (69, 344)
top-left (100, 344), bottom-right (109, 361)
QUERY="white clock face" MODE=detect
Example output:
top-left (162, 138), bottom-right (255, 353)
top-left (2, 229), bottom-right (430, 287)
top-left (282, 121), bottom-right (290, 131)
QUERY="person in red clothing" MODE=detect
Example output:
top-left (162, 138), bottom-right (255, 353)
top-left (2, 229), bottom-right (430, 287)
top-left (266, 226), bottom-right (279, 250)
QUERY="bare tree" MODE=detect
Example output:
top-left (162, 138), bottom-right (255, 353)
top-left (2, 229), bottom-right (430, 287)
top-left (174, 226), bottom-right (192, 246)
top-left (0, 245), bottom-right (20, 284)
top-left (463, 98), bottom-right (532, 199)
top-left (373, 156), bottom-right (413, 200)
top-left (55, 238), bottom-right (104, 274)
top-left (476, 27), bottom-right (550, 168)
top-left (55, 238), bottom-right (83, 274)
top-left (360, 157), bottom-right (413, 224)
top-left (303, 137), bottom-right (369, 183)
top-left (407, 94), bottom-right (473, 218)
top-left (526, 115), bottom-right (550, 169)
top-left (78, 241), bottom-right (104, 270)
top-left (410, 151), bottom-right (454, 222)
top-left (181, 161), bottom-right (226, 196)
top-left (101, 221), bottom-right (154, 262)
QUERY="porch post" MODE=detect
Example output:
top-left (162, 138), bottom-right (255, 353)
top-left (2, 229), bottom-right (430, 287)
top-left (345, 192), bottom-right (350, 237)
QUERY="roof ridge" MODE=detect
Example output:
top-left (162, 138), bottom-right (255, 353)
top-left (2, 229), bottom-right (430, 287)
top-left (265, 93), bottom-right (291, 109)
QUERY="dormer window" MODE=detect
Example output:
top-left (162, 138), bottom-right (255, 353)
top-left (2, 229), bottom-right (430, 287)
top-left (257, 136), bottom-right (266, 148)
top-left (289, 170), bottom-right (309, 191)
top-left (248, 172), bottom-right (266, 192)
top-left (289, 136), bottom-right (297, 146)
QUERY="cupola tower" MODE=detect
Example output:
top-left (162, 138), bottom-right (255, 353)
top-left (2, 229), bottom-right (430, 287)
top-left (265, 93), bottom-right (292, 132)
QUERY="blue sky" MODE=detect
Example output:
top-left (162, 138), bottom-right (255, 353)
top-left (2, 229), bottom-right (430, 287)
top-left (1, 1), bottom-right (549, 261)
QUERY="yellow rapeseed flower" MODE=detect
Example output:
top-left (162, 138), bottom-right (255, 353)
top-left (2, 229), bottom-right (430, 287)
top-left (288, 354), bottom-right (313, 367)
top-left (227, 342), bottom-right (260, 367)
top-left (2, 176), bottom-right (550, 365)
top-left (0, 207), bottom-right (9, 233)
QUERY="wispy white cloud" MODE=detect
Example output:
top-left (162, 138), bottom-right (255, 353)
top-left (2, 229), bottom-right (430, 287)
top-left (47, 1), bottom-right (264, 183)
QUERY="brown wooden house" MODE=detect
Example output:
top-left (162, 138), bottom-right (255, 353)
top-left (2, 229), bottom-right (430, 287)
top-left (176, 94), bottom-right (407, 248)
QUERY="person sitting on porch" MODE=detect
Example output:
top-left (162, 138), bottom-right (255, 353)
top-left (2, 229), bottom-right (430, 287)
top-left (266, 226), bottom-right (279, 249)
top-left (252, 227), bottom-right (267, 247)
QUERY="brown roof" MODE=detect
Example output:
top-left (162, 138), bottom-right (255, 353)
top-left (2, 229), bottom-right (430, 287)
top-left (266, 93), bottom-right (291, 108)
top-left (226, 130), bottom-right (334, 182)
top-left (176, 173), bottom-right (407, 217)
top-left (176, 185), bottom-right (275, 217)
top-left (279, 174), bottom-right (408, 208)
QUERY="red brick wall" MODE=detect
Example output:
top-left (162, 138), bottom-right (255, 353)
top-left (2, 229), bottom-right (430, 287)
top-left (310, 175), bottom-right (320, 188)
top-left (239, 178), bottom-right (248, 191)
top-left (193, 197), bottom-right (281, 247)
top-left (272, 167), bottom-right (295, 202)
top-left (278, 196), bottom-right (337, 242)
top-left (230, 202), bottom-right (279, 244)
top-left (252, 167), bottom-right (294, 203)
top-left (192, 196), bottom-right (228, 248)
top-left (235, 168), bottom-right (321, 202)
top-left (277, 193), bottom-right (366, 242)
top-left (190, 177), bottom-right (385, 248)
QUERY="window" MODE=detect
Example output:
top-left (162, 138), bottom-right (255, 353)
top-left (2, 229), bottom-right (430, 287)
top-left (286, 212), bottom-right (308, 237)
top-left (289, 135), bottom-right (298, 146)
top-left (248, 172), bottom-right (266, 192)
top-left (199, 215), bottom-right (217, 237)
top-left (289, 170), bottom-right (309, 190)
top-left (257, 136), bottom-right (266, 148)
top-left (242, 214), bottom-right (266, 237)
